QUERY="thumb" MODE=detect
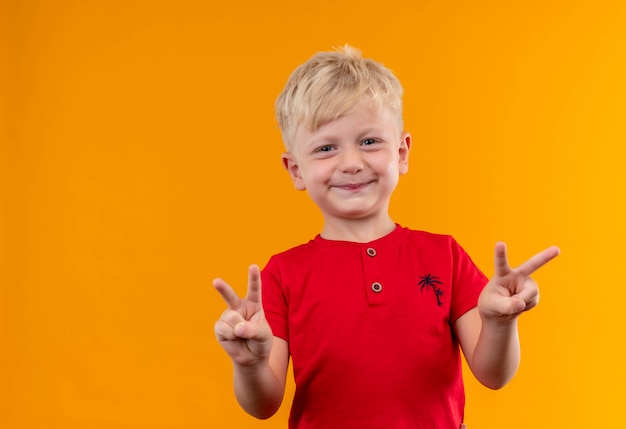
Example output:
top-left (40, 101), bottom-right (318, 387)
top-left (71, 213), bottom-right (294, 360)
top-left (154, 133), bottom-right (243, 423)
top-left (509, 297), bottom-right (527, 314)
top-left (234, 322), bottom-right (246, 338)
top-left (233, 320), bottom-right (270, 342)
top-left (485, 294), bottom-right (526, 317)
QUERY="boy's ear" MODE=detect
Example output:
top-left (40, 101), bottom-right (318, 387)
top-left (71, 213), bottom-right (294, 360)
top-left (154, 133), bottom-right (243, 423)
top-left (398, 132), bottom-right (411, 175)
top-left (281, 152), bottom-right (306, 190)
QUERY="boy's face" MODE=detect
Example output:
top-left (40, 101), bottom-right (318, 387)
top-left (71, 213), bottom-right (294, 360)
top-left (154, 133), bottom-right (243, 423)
top-left (282, 103), bottom-right (410, 223)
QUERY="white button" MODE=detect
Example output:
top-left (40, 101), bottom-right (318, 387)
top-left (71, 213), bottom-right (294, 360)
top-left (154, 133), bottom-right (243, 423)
top-left (371, 282), bottom-right (382, 293)
top-left (366, 248), bottom-right (376, 257)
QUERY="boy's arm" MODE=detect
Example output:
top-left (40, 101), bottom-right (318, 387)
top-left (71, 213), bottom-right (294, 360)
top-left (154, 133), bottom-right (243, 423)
top-left (455, 307), bottom-right (520, 389)
top-left (232, 336), bottom-right (289, 419)
top-left (214, 265), bottom-right (289, 419)
top-left (455, 243), bottom-right (559, 389)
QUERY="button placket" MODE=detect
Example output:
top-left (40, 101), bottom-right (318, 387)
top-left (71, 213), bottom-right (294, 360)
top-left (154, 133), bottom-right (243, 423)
top-left (362, 246), bottom-right (385, 305)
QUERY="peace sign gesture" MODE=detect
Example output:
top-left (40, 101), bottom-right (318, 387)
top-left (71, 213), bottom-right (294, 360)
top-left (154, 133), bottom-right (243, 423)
top-left (478, 242), bottom-right (560, 322)
top-left (213, 265), bottom-right (273, 367)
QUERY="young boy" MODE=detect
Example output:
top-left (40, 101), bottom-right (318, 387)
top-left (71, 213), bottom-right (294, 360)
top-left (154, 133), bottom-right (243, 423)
top-left (213, 45), bottom-right (559, 429)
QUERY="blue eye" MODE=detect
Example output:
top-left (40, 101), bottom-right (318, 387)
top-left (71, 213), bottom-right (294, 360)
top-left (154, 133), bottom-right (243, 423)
top-left (362, 138), bottom-right (377, 145)
top-left (317, 145), bottom-right (334, 152)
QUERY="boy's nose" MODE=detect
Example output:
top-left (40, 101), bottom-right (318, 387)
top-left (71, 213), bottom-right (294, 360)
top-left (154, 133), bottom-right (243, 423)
top-left (338, 146), bottom-right (364, 174)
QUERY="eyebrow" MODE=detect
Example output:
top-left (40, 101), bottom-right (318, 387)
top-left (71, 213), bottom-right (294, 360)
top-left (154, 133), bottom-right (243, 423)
top-left (309, 125), bottom-right (389, 143)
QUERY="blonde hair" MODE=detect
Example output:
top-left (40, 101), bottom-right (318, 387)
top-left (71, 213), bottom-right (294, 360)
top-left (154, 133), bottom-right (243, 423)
top-left (275, 45), bottom-right (404, 150)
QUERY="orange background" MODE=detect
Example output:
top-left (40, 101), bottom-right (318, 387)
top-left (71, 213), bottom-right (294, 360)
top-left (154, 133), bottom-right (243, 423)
top-left (2, 1), bottom-right (625, 428)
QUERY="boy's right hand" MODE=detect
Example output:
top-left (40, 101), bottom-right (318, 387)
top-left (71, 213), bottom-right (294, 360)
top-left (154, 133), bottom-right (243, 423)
top-left (213, 264), bottom-right (273, 368)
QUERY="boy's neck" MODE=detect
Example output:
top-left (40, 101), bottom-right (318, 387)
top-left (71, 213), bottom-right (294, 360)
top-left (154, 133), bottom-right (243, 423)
top-left (320, 214), bottom-right (397, 243)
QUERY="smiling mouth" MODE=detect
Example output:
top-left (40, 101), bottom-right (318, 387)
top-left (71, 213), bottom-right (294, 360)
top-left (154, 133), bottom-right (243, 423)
top-left (335, 181), bottom-right (373, 190)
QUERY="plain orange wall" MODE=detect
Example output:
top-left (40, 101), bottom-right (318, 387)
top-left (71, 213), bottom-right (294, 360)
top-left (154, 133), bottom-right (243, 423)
top-left (2, 1), bottom-right (625, 428)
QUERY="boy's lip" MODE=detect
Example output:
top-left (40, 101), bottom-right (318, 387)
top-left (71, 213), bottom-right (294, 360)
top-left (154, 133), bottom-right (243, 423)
top-left (332, 180), bottom-right (374, 190)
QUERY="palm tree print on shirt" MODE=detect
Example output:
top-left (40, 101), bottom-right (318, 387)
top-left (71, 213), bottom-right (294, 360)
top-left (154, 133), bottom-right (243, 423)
top-left (418, 274), bottom-right (444, 306)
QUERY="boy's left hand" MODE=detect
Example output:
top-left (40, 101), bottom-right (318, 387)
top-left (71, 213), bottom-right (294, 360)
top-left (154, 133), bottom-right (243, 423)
top-left (478, 242), bottom-right (560, 323)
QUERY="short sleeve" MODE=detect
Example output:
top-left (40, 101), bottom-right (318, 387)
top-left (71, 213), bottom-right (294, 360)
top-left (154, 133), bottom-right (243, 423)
top-left (449, 239), bottom-right (489, 322)
top-left (261, 256), bottom-right (289, 342)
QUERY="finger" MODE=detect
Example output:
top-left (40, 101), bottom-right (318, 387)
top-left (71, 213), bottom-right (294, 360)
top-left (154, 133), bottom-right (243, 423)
top-left (214, 319), bottom-right (239, 342)
top-left (516, 246), bottom-right (560, 277)
top-left (494, 242), bottom-right (511, 277)
top-left (490, 293), bottom-right (527, 316)
top-left (515, 278), bottom-right (540, 308)
top-left (213, 278), bottom-right (242, 309)
top-left (215, 308), bottom-right (248, 340)
top-left (245, 264), bottom-right (263, 305)
top-left (521, 292), bottom-right (539, 311)
top-left (219, 308), bottom-right (246, 328)
top-left (232, 320), bottom-right (271, 342)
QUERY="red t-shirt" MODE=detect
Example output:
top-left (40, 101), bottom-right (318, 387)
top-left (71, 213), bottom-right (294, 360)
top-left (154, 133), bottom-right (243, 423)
top-left (262, 225), bottom-right (488, 429)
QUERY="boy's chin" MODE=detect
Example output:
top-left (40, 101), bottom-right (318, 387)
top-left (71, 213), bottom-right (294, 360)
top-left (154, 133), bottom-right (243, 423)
top-left (324, 208), bottom-right (387, 221)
